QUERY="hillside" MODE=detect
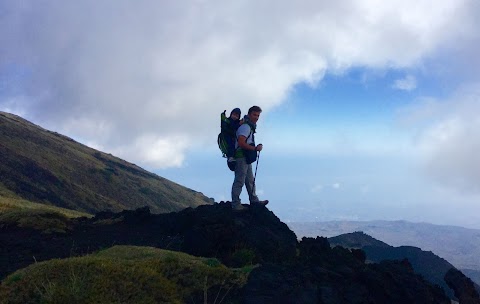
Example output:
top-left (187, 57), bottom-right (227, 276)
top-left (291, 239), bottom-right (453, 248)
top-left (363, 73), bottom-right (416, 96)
top-left (288, 220), bottom-right (480, 273)
top-left (0, 111), bottom-right (212, 214)
top-left (0, 203), bottom-right (458, 303)
top-left (330, 231), bottom-right (480, 300)
top-left (329, 230), bottom-right (390, 249)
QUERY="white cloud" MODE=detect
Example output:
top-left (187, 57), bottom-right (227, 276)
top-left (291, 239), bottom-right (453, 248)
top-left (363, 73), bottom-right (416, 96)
top-left (392, 75), bottom-right (417, 91)
top-left (0, 0), bottom-right (477, 168)
top-left (115, 134), bottom-right (190, 169)
top-left (402, 83), bottom-right (480, 194)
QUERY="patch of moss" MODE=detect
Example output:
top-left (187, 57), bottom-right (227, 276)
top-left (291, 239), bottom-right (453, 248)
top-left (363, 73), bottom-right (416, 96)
top-left (0, 256), bottom-right (179, 304)
top-left (97, 246), bottom-right (249, 302)
top-left (0, 246), bottom-right (251, 304)
top-left (0, 196), bottom-right (91, 218)
top-left (0, 209), bottom-right (70, 234)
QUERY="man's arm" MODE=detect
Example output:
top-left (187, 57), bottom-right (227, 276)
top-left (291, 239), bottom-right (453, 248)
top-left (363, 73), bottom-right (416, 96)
top-left (238, 135), bottom-right (263, 151)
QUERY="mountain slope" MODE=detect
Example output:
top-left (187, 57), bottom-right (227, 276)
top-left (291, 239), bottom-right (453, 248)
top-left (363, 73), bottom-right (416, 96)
top-left (329, 230), bottom-right (391, 248)
top-left (330, 231), bottom-right (480, 300)
top-left (0, 111), bottom-right (212, 214)
top-left (288, 220), bottom-right (480, 273)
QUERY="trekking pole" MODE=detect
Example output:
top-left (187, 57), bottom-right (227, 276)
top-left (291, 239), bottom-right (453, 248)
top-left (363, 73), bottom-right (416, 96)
top-left (253, 150), bottom-right (261, 188)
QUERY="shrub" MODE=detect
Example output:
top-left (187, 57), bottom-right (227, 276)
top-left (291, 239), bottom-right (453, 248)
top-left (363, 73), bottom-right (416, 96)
top-left (231, 248), bottom-right (256, 267)
top-left (0, 257), bottom-right (179, 303)
top-left (0, 246), bottom-right (250, 304)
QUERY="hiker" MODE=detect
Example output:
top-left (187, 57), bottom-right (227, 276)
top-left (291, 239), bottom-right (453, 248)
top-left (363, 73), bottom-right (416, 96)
top-left (231, 105), bottom-right (268, 210)
top-left (220, 108), bottom-right (242, 163)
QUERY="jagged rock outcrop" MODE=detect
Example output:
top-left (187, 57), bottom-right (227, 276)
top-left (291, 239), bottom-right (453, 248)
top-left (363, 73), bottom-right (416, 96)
top-left (445, 268), bottom-right (480, 304)
top-left (330, 231), bottom-right (480, 300)
top-left (0, 203), bottom-right (297, 279)
top-left (244, 237), bottom-right (449, 303)
top-left (0, 204), bottom-right (458, 303)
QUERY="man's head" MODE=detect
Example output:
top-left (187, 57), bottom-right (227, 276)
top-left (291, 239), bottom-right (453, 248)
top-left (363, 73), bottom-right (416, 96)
top-left (248, 106), bottom-right (262, 124)
top-left (230, 108), bottom-right (241, 120)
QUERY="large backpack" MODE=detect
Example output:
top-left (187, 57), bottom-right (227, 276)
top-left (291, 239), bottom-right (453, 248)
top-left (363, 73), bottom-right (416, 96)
top-left (217, 111), bottom-right (240, 159)
top-left (217, 132), bottom-right (230, 158)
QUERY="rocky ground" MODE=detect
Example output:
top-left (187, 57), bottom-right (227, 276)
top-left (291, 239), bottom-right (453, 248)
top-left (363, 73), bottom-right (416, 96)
top-left (1, 202), bottom-right (478, 303)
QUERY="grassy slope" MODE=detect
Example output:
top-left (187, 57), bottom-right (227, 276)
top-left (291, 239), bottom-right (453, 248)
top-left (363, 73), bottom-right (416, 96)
top-left (0, 196), bottom-right (90, 218)
top-left (0, 246), bottom-right (250, 304)
top-left (0, 112), bottom-right (212, 214)
top-left (0, 197), bottom-right (92, 234)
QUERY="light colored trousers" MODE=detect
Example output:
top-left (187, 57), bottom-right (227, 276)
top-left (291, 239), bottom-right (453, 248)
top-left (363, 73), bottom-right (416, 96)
top-left (231, 157), bottom-right (259, 206)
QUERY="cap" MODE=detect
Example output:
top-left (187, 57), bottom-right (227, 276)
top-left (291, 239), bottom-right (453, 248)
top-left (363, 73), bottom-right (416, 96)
top-left (231, 108), bottom-right (241, 116)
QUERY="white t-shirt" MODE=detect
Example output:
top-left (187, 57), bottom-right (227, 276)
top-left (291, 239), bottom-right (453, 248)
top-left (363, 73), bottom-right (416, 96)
top-left (235, 124), bottom-right (254, 149)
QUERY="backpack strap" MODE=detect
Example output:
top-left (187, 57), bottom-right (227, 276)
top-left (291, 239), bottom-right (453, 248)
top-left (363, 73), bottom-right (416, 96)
top-left (235, 122), bottom-right (255, 142)
top-left (246, 121), bottom-right (256, 143)
top-left (235, 122), bottom-right (255, 150)
top-left (245, 127), bottom-right (253, 142)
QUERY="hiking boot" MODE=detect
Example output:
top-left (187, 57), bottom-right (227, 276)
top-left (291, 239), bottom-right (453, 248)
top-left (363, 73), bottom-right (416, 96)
top-left (251, 200), bottom-right (269, 206)
top-left (232, 204), bottom-right (247, 211)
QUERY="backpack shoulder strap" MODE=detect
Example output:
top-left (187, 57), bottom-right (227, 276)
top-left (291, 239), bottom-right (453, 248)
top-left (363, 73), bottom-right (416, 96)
top-left (242, 122), bottom-right (255, 143)
top-left (246, 128), bottom-right (253, 142)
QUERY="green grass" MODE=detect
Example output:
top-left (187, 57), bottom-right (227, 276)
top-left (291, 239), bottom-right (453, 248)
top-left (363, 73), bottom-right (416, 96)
top-left (0, 209), bottom-right (71, 234)
top-left (0, 196), bottom-right (91, 233)
top-left (1, 111), bottom-right (213, 215)
top-left (0, 196), bottom-right (91, 217)
top-left (0, 246), bottom-right (250, 304)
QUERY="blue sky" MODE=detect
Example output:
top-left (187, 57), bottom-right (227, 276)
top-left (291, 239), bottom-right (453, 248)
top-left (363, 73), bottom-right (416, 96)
top-left (1, 1), bottom-right (480, 228)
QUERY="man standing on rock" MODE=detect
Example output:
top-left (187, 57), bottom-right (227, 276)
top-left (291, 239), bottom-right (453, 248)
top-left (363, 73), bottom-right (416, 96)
top-left (231, 106), bottom-right (269, 210)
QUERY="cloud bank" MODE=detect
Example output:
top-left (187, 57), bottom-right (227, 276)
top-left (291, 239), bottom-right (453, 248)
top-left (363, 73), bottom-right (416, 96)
top-left (1, 0), bottom-right (478, 168)
top-left (406, 85), bottom-right (480, 194)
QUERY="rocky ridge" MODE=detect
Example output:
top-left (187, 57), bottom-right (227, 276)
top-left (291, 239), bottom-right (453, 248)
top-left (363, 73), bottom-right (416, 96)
top-left (1, 202), bottom-right (473, 303)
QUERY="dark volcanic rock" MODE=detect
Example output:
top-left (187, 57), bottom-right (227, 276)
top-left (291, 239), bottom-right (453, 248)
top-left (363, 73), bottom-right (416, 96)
top-left (0, 203), bottom-right (297, 279)
top-left (244, 237), bottom-right (450, 304)
top-left (0, 204), bottom-right (457, 303)
top-left (445, 268), bottom-right (480, 304)
top-left (330, 231), bottom-right (475, 300)
top-left (176, 203), bottom-right (298, 266)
